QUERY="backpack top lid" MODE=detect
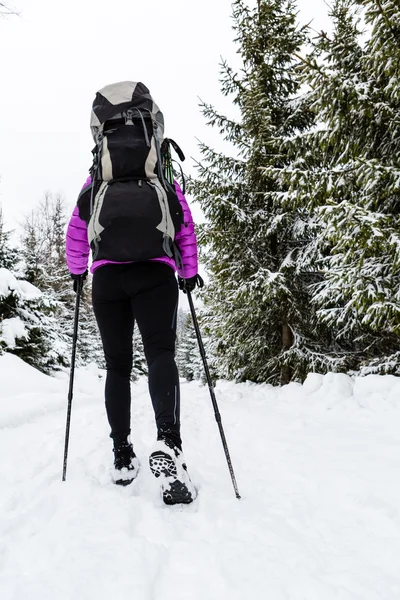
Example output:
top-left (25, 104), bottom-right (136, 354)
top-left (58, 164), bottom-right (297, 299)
top-left (90, 81), bottom-right (164, 143)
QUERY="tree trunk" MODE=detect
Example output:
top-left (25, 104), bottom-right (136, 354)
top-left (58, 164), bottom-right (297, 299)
top-left (281, 321), bottom-right (293, 385)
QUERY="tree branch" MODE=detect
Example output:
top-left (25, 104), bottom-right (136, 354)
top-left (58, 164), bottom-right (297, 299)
top-left (0, 2), bottom-right (19, 16)
top-left (374, 0), bottom-right (396, 38)
top-left (293, 52), bottom-right (325, 76)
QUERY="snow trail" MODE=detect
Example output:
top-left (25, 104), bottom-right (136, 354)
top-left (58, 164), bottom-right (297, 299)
top-left (1, 355), bottom-right (400, 599)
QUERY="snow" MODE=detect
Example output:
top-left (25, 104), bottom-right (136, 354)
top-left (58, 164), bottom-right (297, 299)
top-left (0, 267), bottom-right (41, 300)
top-left (1, 355), bottom-right (400, 599)
top-left (0, 317), bottom-right (29, 348)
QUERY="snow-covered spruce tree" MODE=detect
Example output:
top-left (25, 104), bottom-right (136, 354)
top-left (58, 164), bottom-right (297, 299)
top-left (176, 307), bottom-right (187, 349)
top-left (131, 326), bottom-right (147, 381)
top-left (274, 0), bottom-right (400, 374)
top-left (176, 309), bottom-right (218, 385)
top-left (354, 0), bottom-right (400, 373)
top-left (77, 286), bottom-right (106, 369)
top-left (176, 312), bottom-right (203, 382)
top-left (0, 224), bottom-right (64, 373)
top-left (0, 267), bottom-right (45, 366)
top-left (0, 208), bottom-right (18, 270)
top-left (192, 0), bottom-right (328, 384)
top-left (20, 193), bottom-right (103, 369)
top-left (21, 193), bottom-right (70, 293)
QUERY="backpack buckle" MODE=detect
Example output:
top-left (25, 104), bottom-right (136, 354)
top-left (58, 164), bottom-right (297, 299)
top-left (124, 109), bottom-right (134, 125)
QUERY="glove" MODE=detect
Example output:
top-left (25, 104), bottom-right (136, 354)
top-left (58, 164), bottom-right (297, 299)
top-left (71, 270), bottom-right (88, 293)
top-left (178, 274), bottom-right (204, 294)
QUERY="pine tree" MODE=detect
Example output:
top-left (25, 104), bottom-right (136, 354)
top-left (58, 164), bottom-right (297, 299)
top-left (77, 287), bottom-right (105, 368)
top-left (176, 312), bottom-right (203, 382)
top-left (0, 198), bottom-right (67, 371)
top-left (131, 327), bottom-right (147, 381)
top-left (0, 268), bottom-right (45, 365)
top-left (21, 193), bottom-right (67, 291)
top-left (20, 193), bottom-right (103, 369)
top-left (0, 259), bottom-right (67, 373)
top-left (275, 0), bottom-right (400, 373)
top-left (192, 0), bottom-right (326, 384)
top-left (0, 208), bottom-right (18, 270)
top-left (354, 0), bottom-right (400, 372)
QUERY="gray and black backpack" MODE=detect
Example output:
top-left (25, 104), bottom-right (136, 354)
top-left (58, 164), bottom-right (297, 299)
top-left (77, 81), bottom-right (185, 263)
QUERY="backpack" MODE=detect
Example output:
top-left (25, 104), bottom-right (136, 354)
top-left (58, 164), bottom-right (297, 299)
top-left (77, 81), bottom-right (185, 263)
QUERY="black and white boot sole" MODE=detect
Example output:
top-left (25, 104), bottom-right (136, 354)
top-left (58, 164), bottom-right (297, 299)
top-left (149, 447), bottom-right (196, 505)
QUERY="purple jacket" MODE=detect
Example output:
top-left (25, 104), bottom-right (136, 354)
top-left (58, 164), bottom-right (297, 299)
top-left (65, 178), bottom-right (198, 278)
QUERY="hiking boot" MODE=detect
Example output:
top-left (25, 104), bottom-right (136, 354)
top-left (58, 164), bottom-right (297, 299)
top-left (149, 429), bottom-right (196, 505)
top-left (112, 437), bottom-right (140, 486)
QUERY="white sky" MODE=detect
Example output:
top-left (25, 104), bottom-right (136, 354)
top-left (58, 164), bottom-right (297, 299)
top-left (0, 0), bottom-right (330, 231)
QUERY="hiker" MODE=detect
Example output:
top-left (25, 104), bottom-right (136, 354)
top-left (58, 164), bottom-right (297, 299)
top-left (65, 81), bottom-right (203, 505)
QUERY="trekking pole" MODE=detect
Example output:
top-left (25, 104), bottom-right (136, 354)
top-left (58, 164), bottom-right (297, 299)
top-left (62, 278), bottom-right (83, 481)
top-left (186, 290), bottom-right (241, 500)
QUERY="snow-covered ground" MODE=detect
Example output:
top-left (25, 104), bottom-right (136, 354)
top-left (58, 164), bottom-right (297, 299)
top-left (1, 353), bottom-right (400, 600)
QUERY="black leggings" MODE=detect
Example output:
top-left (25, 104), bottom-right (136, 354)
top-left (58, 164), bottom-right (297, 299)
top-left (92, 262), bottom-right (180, 441)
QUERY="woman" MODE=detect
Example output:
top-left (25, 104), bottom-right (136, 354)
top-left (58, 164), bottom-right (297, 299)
top-left (65, 81), bottom-right (202, 505)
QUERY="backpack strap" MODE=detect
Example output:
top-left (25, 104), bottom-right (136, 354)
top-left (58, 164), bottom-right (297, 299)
top-left (167, 138), bottom-right (185, 162)
top-left (124, 108), bottom-right (151, 147)
top-left (89, 132), bottom-right (104, 216)
top-left (161, 138), bottom-right (186, 195)
top-left (172, 242), bottom-right (184, 276)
